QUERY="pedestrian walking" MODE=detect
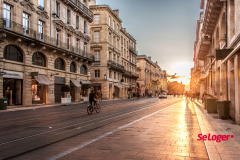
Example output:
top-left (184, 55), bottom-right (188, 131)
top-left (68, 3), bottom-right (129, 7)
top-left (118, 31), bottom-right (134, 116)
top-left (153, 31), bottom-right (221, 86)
top-left (113, 92), bottom-right (115, 100)
top-left (100, 91), bottom-right (103, 102)
top-left (133, 92), bottom-right (136, 100)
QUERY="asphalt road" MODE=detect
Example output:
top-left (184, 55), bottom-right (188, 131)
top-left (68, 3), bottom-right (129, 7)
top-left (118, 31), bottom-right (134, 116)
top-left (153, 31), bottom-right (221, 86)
top-left (0, 97), bottom-right (207, 160)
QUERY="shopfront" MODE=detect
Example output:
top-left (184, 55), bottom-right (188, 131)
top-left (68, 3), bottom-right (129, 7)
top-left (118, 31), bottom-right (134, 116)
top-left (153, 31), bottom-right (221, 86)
top-left (70, 79), bottom-right (81, 102)
top-left (54, 77), bottom-right (65, 103)
top-left (92, 83), bottom-right (101, 92)
top-left (3, 70), bottom-right (23, 105)
top-left (31, 74), bottom-right (53, 104)
top-left (80, 80), bottom-right (90, 97)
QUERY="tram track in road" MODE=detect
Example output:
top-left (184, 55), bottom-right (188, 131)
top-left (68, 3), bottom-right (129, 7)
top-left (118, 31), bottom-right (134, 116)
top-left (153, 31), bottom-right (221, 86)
top-left (0, 99), bottom-right (182, 160)
top-left (0, 100), bottom-right (148, 131)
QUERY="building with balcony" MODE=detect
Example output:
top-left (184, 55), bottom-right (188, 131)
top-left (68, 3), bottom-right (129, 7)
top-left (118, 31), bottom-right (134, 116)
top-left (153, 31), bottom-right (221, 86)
top-left (0, 0), bottom-right (94, 106)
top-left (89, 1), bottom-right (138, 99)
top-left (193, 0), bottom-right (240, 124)
top-left (136, 55), bottom-right (167, 96)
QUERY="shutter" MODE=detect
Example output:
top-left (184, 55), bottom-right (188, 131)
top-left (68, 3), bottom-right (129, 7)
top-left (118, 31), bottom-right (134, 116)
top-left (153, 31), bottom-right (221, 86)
top-left (94, 15), bottom-right (100, 24)
top-left (94, 31), bottom-right (100, 42)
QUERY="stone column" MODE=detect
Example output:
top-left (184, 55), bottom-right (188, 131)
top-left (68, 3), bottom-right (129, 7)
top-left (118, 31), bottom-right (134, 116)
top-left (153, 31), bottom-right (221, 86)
top-left (228, 59), bottom-right (235, 120)
top-left (0, 74), bottom-right (3, 98)
top-left (220, 63), bottom-right (227, 100)
top-left (23, 67), bottom-right (33, 106)
top-left (234, 54), bottom-right (240, 124)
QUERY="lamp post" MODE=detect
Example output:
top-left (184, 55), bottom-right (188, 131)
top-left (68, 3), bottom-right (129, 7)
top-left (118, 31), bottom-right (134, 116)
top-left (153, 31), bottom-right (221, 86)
top-left (104, 74), bottom-right (107, 80)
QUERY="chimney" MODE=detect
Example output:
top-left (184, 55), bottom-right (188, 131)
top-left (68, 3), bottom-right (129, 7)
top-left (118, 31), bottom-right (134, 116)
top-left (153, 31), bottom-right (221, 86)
top-left (90, 0), bottom-right (96, 6)
top-left (113, 10), bottom-right (119, 17)
top-left (148, 56), bottom-right (151, 61)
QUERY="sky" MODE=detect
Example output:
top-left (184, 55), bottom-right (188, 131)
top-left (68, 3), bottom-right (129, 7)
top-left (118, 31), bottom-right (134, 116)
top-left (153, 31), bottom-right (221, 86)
top-left (96, 0), bottom-right (201, 84)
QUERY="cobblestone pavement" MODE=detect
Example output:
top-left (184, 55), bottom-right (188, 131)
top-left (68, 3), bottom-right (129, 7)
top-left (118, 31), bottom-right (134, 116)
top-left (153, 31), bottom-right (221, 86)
top-left (49, 99), bottom-right (208, 160)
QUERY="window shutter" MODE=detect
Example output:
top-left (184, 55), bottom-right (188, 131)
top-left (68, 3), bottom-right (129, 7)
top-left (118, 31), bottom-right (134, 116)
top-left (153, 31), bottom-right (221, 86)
top-left (94, 15), bottom-right (100, 24)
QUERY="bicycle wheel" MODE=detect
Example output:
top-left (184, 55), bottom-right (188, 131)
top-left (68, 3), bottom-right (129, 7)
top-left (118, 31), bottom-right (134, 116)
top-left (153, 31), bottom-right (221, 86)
top-left (96, 104), bottom-right (100, 113)
top-left (87, 106), bottom-right (93, 115)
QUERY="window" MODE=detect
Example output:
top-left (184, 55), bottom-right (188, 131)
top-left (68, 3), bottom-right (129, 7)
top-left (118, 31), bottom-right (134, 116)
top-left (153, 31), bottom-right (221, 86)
top-left (56, 29), bottom-right (59, 47)
top-left (113, 36), bottom-right (115, 47)
top-left (109, 17), bottom-right (111, 26)
top-left (70, 62), bottom-right (75, 72)
top-left (118, 73), bottom-right (119, 80)
top-left (23, 13), bottom-right (30, 35)
top-left (54, 58), bottom-right (65, 70)
top-left (56, 2), bottom-right (60, 17)
top-left (94, 15), bottom-right (100, 24)
top-left (80, 65), bottom-right (87, 75)
top-left (4, 45), bottom-right (23, 62)
top-left (38, 20), bottom-right (44, 41)
top-left (83, 43), bottom-right (86, 56)
top-left (114, 72), bottom-right (116, 79)
top-left (84, 21), bottom-right (87, 34)
top-left (67, 34), bottom-right (70, 50)
top-left (95, 70), bottom-right (100, 78)
top-left (94, 50), bottom-right (100, 65)
top-left (76, 15), bottom-right (79, 29)
top-left (76, 39), bottom-right (79, 54)
top-left (38, 0), bottom-right (44, 9)
top-left (113, 21), bottom-right (115, 30)
top-left (109, 33), bottom-right (111, 43)
top-left (32, 52), bottom-right (46, 67)
top-left (3, 3), bottom-right (11, 28)
top-left (109, 70), bottom-right (112, 78)
top-left (94, 31), bottom-right (100, 42)
top-left (83, 0), bottom-right (86, 6)
top-left (109, 52), bottom-right (111, 60)
top-left (67, 9), bottom-right (71, 24)
top-left (117, 25), bottom-right (119, 33)
top-left (117, 39), bottom-right (119, 49)
top-left (113, 54), bottom-right (116, 62)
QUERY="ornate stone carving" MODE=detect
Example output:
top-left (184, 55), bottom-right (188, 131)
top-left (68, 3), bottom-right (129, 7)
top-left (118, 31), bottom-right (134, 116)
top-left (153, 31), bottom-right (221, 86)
top-left (37, 10), bottom-right (49, 19)
top-left (20, 1), bottom-right (36, 12)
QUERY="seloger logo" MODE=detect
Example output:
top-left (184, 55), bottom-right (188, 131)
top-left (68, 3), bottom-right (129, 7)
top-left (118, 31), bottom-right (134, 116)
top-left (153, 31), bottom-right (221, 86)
top-left (197, 134), bottom-right (234, 142)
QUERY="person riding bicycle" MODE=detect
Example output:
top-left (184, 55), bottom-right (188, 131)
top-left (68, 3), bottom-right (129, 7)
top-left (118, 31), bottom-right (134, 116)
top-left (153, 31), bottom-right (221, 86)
top-left (89, 90), bottom-right (96, 110)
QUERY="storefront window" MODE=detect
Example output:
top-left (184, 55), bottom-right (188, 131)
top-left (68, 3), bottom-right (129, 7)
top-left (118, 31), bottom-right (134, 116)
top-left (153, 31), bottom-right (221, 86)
top-left (3, 78), bottom-right (22, 105)
top-left (31, 78), bottom-right (44, 104)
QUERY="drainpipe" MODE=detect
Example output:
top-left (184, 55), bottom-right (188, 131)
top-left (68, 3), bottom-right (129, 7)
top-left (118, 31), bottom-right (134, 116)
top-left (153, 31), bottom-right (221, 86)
top-left (225, 1), bottom-right (229, 100)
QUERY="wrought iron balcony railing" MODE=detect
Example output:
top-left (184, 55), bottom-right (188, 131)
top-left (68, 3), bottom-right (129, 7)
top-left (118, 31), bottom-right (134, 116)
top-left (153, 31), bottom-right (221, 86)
top-left (129, 46), bottom-right (138, 55)
top-left (107, 60), bottom-right (125, 72)
top-left (123, 70), bottom-right (132, 77)
top-left (132, 72), bottom-right (139, 79)
top-left (0, 18), bottom-right (94, 61)
top-left (67, 0), bottom-right (93, 21)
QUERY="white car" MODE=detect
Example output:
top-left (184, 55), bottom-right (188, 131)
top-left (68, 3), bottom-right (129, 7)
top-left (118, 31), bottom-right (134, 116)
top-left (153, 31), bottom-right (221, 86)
top-left (159, 93), bottom-right (167, 99)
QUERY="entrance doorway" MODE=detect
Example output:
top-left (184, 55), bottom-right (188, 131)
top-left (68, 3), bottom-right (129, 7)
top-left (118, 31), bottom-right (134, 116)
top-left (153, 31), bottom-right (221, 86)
top-left (3, 78), bottom-right (22, 105)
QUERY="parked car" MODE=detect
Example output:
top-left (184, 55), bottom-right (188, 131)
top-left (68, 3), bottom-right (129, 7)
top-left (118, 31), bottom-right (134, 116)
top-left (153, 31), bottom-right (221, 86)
top-left (159, 93), bottom-right (167, 99)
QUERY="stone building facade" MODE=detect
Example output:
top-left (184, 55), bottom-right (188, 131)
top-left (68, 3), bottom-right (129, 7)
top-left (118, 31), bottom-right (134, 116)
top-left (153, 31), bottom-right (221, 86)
top-left (89, 2), bottom-right (139, 99)
top-left (0, 0), bottom-right (94, 106)
top-left (136, 55), bottom-right (167, 96)
top-left (193, 0), bottom-right (240, 124)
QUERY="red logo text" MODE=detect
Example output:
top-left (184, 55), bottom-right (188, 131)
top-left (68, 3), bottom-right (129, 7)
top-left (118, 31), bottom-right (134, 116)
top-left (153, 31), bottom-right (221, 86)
top-left (198, 133), bottom-right (234, 142)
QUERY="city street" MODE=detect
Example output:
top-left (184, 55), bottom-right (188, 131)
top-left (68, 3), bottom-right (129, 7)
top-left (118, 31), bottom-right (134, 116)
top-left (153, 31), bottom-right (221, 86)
top-left (0, 97), bottom-right (208, 160)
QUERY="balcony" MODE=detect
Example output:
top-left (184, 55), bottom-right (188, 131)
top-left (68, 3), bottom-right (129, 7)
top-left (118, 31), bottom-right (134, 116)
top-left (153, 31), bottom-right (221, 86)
top-left (123, 70), bottom-right (132, 77)
top-left (63, 0), bottom-right (93, 22)
top-left (129, 46), bottom-right (138, 55)
top-left (132, 72), bottom-right (139, 79)
top-left (0, 19), bottom-right (94, 61)
top-left (107, 60), bottom-right (125, 72)
top-left (196, 36), bottom-right (211, 60)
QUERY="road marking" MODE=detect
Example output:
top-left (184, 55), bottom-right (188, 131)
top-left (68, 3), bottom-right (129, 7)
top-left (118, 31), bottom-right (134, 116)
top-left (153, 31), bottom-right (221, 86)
top-left (47, 101), bottom-right (182, 160)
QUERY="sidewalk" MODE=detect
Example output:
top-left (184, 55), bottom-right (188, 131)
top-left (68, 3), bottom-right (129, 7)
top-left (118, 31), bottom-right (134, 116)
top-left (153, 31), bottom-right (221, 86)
top-left (191, 99), bottom-right (240, 160)
top-left (0, 97), bottom-right (148, 113)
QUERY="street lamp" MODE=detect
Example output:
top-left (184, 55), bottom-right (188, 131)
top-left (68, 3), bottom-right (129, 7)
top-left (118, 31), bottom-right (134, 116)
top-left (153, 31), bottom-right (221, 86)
top-left (104, 74), bottom-right (107, 80)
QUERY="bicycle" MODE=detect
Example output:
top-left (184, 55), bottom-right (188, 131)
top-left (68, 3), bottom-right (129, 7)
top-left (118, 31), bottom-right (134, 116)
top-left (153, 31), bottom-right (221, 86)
top-left (87, 100), bottom-right (100, 115)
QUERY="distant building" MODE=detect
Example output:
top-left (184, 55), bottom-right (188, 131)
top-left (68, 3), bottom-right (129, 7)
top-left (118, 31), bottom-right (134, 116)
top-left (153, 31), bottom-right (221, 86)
top-left (136, 55), bottom-right (167, 96)
top-left (168, 81), bottom-right (185, 95)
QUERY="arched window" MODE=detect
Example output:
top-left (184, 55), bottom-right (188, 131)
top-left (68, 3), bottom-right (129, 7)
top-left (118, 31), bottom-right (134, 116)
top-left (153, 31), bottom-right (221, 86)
top-left (70, 62), bottom-right (75, 73)
top-left (4, 45), bottom-right (23, 62)
top-left (32, 52), bottom-right (46, 67)
top-left (80, 65), bottom-right (87, 75)
top-left (54, 58), bottom-right (65, 70)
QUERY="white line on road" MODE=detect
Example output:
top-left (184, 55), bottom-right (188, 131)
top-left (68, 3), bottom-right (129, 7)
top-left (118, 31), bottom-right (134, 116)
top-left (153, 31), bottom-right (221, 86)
top-left (47, 101), bottom-right (182, 160)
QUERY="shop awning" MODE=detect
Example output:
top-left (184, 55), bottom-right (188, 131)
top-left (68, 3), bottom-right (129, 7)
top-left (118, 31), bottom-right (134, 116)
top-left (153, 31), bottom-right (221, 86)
top-left (34, 75), bottom-right (53, 85)
top-left (80, 80), bottom-right (89, 84)
top-left (115, 85), bottom-right (124, 88)
top-left (70, 79), bottom-right (81, 87)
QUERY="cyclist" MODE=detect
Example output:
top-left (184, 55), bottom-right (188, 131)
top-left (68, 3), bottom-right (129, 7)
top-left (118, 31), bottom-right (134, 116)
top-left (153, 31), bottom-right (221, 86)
top-left (89, 90), bottom-right (96, 110)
